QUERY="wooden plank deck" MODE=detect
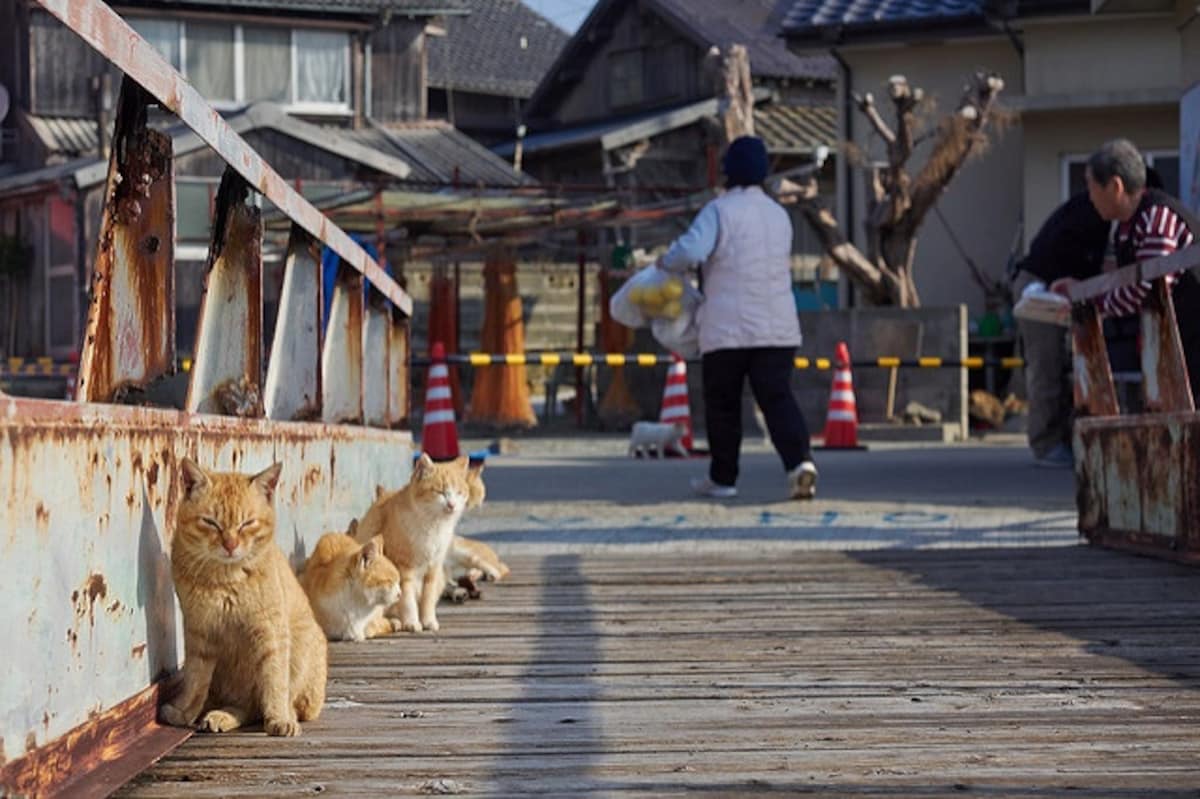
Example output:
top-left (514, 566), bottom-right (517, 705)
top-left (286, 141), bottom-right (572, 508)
top-left (118, 546), bottom-right (1200, 797)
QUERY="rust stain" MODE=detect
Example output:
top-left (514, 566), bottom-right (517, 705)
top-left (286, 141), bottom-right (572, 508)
top-left (24, 733), bottom-right (36, 754)
top-left (131, 643), bottom-right (146, 659)
top-left (73, 574), bottom-right (110, 630)
top-left (302, 464), bottom-right (322, 494)
top-left (35, 501), bottom-right (50, 530)
top-left (125, 490), bottom-right (136, 509)
top-left (146, 460), bottom-right (159, 488)
top-left (107, 600), bottom-right (123, 616)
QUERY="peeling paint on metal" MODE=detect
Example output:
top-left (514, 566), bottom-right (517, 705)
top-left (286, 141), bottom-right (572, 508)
top-left (1, 395), bottom-right (412, 767)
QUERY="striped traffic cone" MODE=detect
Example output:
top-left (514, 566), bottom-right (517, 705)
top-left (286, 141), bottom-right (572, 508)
top-left (421, 342), bottom-right (460, 460)
top-left (819, 341), bottom-right (864, 450)
top-left (659, 354), bottom-right (694, 454)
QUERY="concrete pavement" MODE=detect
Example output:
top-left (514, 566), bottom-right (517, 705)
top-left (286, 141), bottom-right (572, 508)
top-left (456, 434), bottom-right (1080, 554)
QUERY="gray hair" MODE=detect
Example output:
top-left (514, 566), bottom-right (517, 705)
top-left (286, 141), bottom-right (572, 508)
top-left (1087, 139), bottom-right (1146, 193)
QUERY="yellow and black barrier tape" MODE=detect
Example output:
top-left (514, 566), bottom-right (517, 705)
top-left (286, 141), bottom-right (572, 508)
top-left (0, 357), bottom-right (77, 377)
top-left (415, 353), bottom-right (1025, 370)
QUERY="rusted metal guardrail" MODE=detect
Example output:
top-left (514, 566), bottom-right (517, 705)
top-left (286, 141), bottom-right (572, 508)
top-left (1067, 245), bottom-right (1200, 562)
top-left (1, 1), bottom-right (416, 795)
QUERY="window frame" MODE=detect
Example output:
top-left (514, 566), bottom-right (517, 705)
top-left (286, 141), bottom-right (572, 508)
top-left (1061, 149), bottom-right (1181, 201)
top-left (129, 16), bottom-right (353, 116)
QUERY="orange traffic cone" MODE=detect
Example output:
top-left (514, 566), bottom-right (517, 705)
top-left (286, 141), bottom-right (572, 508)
top-left (819, 341), bottom-right (864, 450)
top-left (659, 355), bottom-right (695, 454)
top-left (421, 341), bottom-right (460, 460)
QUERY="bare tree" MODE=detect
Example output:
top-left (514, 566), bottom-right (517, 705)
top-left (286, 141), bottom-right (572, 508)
top-left (793, 71), bottom-right (1006, 307)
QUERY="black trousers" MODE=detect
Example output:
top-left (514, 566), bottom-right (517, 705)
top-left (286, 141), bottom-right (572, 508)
top-left (701, 347), bottom-right (812, 487)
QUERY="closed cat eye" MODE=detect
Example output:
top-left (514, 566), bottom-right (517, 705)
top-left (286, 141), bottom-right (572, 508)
top-left (238, 520), bottom-right (258, 532)
top-left (201, 517), bottom-right (221, 530)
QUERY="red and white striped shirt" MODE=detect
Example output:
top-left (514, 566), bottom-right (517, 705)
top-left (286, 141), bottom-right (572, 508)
top-left (1101, 204), bottom-right (1195, 316)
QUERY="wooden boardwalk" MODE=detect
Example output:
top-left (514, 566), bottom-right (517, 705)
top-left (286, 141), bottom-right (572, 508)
top-left (119, 546), bottom-right (1200, 797)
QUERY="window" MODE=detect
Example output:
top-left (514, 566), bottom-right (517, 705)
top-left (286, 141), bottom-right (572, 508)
top-left (129, 18), bottom-right (350, 112)
top-left (608, 49), bottom-right (644, 110)
top-left (244, 26), bottom-right (292, 103)
top-left (1062, 150), bottom-right (1181, 199)
top-left (186, 22), bottom-right (236, 102)
top-left (295, 29), bottom-right (349, 106)
top-left (129, 18), bottom-right (181, 70)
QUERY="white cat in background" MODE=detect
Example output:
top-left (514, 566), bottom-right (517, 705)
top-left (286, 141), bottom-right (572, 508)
top-left (628, 421), bottom-right (689, 458)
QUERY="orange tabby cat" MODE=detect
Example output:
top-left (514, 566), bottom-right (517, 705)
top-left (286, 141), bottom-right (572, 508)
top-left (300, 527), bottom-right (402, 641)
top-left (374, 461), bottom-right (507, 594)
top-left (354, 454), bottom-right (471, 632)
top-left (160, 459), bottom-right (326, 737)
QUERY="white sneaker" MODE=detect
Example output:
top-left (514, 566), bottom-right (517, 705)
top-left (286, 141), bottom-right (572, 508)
top-left (788, 461), bottom-right (818, 499)
top-left (691, 476), bottom-right (737, 498)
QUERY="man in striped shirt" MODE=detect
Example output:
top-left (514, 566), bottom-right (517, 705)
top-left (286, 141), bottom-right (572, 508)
top-left (1052, 139), bottom-right (1200, 401)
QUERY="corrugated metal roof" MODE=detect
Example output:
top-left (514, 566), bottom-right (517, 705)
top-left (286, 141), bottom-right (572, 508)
top-left (426, 0), bottom-right (568, 98)
top-left (754, 103), bottom-right (837, 154)
top-left (781, 0), bottom-right (985, 32)
top-left (22, 113), bottom-right (101, 158)
top-left (350, 121), bottom-right (531, 186)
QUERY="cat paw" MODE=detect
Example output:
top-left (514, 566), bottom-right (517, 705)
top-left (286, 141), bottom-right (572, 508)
top-left (400, 620), bottom-right (422, 633)
top-left (199, 710), bottom-right (241, 733)
top-left (264, 716), bottom-right (301, 737)
top-left (420, 618), bottom-right (440, 632)
top-left (159, 703), bottom-right (193, 728)
top-left (388, 618), bottom-right (407, 632)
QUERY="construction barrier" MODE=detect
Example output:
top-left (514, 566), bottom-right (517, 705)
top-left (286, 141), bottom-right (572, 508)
top-left (408, 352), bottom-right (1025, 370)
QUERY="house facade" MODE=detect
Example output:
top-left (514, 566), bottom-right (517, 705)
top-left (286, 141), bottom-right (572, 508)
top-left (782, 0), bottom-right (1199, 315)
top-left (505, 0), bottom-right (840, 295)
top-left (425, 0), bottom-right (567, 146)
top-left (0, 0), bottom-right (527, 363)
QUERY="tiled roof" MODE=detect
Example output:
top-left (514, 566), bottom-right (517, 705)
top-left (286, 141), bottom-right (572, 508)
top-left (22, 113), bottom-right (100, 159)
top-left (349, 121), bottom-right (530, 186)
top-left (113, 0), bottom-right (468, 16)
top-left (426, 0), bottom-right (568, 98)
top-left (652, 0), bottom-right (836, 80)
top-left (781, 0), bottom-right (985, 32)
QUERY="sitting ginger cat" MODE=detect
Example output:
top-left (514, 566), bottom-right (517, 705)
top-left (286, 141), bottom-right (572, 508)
top-left (354, 454), bottom-right (473, 632)
top-left (160, 459), bottom-right (326, 737)
top-left (300, 523), bottom-right (402, 641)
top-left (373, 460), bottom-right (509, 602)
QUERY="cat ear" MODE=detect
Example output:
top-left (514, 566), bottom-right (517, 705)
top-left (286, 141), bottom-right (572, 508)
top-left (359, 537), bottom-right (380, 568)
top-left (346, 518), bottom-right (358, 537)
top-left (413, 453), bottom-right (434, 480)
top-left (468, 459), bottom-right (485, 478)
top-left (453, 455), bottom-right (470, 474)
top-left (250, 462), bottom-right (283, 501)
top-left (375, 484), bottom-right (386, 501)
top-left (179, 457), bottom-right (209, 499)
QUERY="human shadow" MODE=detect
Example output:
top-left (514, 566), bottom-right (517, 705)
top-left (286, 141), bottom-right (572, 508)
top-left (485, 553), bottom-right (604, 794)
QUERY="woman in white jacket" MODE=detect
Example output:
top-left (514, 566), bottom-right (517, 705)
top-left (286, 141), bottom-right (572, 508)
top-left (657, 136), bottom-right (818, 500)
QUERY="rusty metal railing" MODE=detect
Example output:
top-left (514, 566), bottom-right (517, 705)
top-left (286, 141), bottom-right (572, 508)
top-left (35, 0), bottom-right (411, 425)
top-left (1067, 245), bottom-right (1200, 561)
top-left (2, 4), bottom-right (419, 794)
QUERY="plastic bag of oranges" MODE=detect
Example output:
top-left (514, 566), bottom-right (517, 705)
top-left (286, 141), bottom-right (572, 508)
top-left (609, 265), bottom-right (698, 328)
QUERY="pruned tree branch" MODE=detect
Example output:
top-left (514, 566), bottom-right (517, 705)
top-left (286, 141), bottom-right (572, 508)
top-left (795, 69), bottom-right (1006, 307)
top-left (852, 91), bottom-right (895, 146)
top-left (909, 71), bottom-right (1004, 224)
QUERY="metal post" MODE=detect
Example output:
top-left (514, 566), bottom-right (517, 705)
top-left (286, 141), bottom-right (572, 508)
top-left (576, 229), bottom-right (586, 428)
top-left (264, 224), bottom-right (322, 421)
top-left (363, 293), bottom-right (390, 427)
top-left (1071, 302), bottom-right (1120, 417)
top-left (1139, 277), bottom-right (1194, 413)
top-left (321, 263), bottom-right (365, 424)
top-left (77, 77), bottom-right (175, 403)
top-left (186, 168), bottom-right (264, 416)
top-left (388, 311), bottom-right (410, 428)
